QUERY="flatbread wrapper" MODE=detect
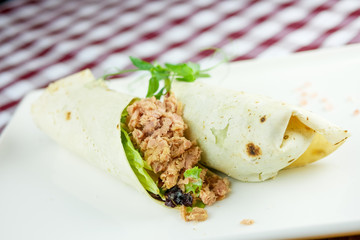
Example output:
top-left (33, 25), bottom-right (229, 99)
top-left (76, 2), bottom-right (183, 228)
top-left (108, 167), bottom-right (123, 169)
top-left (172, 81), bottom-right (349, 182)
top-left (31, 70), bottom-right (147, 194)
top-left (32, 69), bottom-right (349, 186)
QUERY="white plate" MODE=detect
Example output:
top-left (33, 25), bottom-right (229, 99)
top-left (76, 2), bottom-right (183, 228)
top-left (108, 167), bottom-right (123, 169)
top-left (1, 45), bottom-right (360, 240)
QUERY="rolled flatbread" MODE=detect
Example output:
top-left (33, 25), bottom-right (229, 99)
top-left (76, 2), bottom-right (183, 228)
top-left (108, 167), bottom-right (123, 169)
top-left (31, 70), bottom-right (231, 222)
top-left (31, 69), bottom-right (146, 193)
top-left (32, 70), bottom-right (349, 186)
top-left (172, 81), bottom-right (349, 182)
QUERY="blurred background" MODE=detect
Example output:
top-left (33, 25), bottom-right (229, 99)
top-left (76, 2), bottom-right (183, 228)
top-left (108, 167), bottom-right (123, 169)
top-left (1, 0), bottom-right (360, 133)
top-left (1, 0), bottom-right (360, 238)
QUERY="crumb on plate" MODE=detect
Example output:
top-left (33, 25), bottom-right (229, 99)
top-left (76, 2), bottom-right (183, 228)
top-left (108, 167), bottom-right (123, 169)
top-left (240, 219), bottom-right (255, 225)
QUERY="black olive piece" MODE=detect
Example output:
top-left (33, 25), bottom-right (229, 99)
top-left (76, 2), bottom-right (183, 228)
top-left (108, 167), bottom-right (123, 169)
top-left (182, 193), bottom-right (193, 207)
top-left (165, 199), bottom-right (176, 208)
top-left (172, 191), bottom-right (184, 205)
top-left (165, 186), bottom-right (181, 197)
top-left (148, 192), bottom-right (164, 202)
top-left (164, 186), bottom-right (194, 207)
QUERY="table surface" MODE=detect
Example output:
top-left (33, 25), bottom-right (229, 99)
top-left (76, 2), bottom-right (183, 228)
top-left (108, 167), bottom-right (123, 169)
top-left (1, 0), bottom-right (360, 239)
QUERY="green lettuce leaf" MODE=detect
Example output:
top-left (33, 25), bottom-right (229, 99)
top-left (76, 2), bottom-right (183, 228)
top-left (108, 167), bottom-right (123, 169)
top-left (184, 166), bottom-right (203, 196)
top-left (121, 128), bottom-right (160, 196)
top-left (120, 102), bottom-right (161, 197)
top-left (194, 200), bottom-right (206, 208)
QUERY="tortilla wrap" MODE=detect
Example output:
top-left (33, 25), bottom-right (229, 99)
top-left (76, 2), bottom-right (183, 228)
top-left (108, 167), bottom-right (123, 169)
top-left (172, 81), bottom-right (349, 182)
top-left (31, 69), bottom-right (147, 194)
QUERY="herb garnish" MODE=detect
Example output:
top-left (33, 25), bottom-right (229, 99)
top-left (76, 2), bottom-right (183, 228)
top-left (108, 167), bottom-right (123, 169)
top-left (102, 56), bottom-right (211, 99)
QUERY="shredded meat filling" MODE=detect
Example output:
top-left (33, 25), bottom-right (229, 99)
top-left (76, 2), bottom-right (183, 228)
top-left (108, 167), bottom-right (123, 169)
top-left (126, 93), bottom-right (230, 221)
top-left (127, 94), bottom-right (200, 187)
top-left (200, 174), bottom-right (231, 205)
top-left (180, 206), bottom-right (208, 222)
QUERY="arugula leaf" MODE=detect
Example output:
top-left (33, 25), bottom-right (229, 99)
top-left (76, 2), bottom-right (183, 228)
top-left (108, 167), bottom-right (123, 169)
top-left (197, 73), bottom-right (210, 78)
top-left (154, 87), bottom-right (165, 100)
top-left (184, 166), bottom-right (203, 196)
top-left (165, 63), bottom-right (196, 82)
top-left (151, 65), bottom-right (170, 81)
top-left (101, 68), bottom-right (138, 80)
top-left (102, 57), bottom-right (211, 99)
top-left (146, 77), bottom-right (159, 98)
top-left (130, 56), bottom-right (153, 70)
top-left (164, 78), bottom-right (172, 92)
top-left (186, 62), bottom-right (200, 73)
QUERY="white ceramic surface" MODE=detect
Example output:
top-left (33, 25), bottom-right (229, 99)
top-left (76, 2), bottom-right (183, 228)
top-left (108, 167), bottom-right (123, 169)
top-left (1, 45), bottom-right (360, 240)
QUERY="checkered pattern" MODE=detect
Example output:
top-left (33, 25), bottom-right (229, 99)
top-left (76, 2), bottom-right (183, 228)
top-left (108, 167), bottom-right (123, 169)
top-left (1, 0), bottom-right (360, 134)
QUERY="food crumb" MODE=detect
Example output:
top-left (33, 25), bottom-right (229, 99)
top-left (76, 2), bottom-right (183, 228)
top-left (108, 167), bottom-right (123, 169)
top-left (324, 103), bottom-right (334, 112)
top-left (295, 82), bottom-right (312, 92)
top-left (346, 96), bottom-right (354, 102)
top-left (310, 92), bottom-right (318, 98)
top-left (66, 111), bottom-right (71, 120)
top-left (294, 83), bottom-right (338, 111)
top-left (180, 206), bottom-right (208, 222)
top-left (240, 219), bottom-right (255, 225)
top-left (354, 109), bottom-right (360, 116)
top-left (300, 99), bottom-right (307, 106)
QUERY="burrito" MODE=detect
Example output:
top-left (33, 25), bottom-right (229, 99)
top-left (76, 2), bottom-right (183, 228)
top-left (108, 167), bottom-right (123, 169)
top-left (172, 81), bottom-right (349, 182)
top-left (31, 69), bottom-right (230, 222)
top-left (32, 58), bottom-right (349, 220)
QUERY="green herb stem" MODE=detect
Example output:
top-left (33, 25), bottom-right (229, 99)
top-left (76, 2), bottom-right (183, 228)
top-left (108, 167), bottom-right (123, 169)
top-left (102, 56), bottom-right (212, 99)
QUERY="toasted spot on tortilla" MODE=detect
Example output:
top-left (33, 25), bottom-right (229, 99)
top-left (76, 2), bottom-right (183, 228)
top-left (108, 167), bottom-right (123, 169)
top-left (66, 111), bottom-right (71, 120)
top-left (116, 124), bottom-right (120, 130)
top-left (334, 137), bottom-right (348, 145)
top-left (283, 135), bottom-right (289, 140)
top-left (288, 159), bottom-right (295, 163)
top-left (246, 143), bottom-right (262, 156)
top-left (260, 115), bottom-right (266, 123)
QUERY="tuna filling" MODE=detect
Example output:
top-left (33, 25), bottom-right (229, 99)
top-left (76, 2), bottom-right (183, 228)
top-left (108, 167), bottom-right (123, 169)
top-left (126, 93), bottom-right (230, 221)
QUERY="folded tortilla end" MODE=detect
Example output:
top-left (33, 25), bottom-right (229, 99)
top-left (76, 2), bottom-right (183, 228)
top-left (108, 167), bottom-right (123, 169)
top-left (172, 81), bottom-right (350, 182)
top-left (285, 132), bottom-right (349, 169)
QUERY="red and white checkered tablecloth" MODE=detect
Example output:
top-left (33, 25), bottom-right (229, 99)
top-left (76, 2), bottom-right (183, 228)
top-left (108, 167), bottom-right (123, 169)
top-left (1, 0), bottom-right (360, 134)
